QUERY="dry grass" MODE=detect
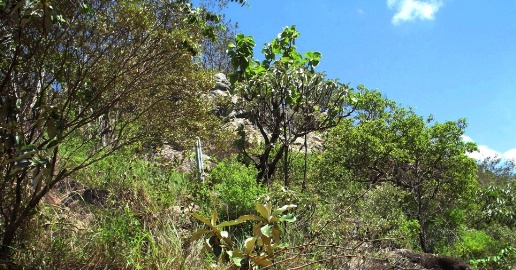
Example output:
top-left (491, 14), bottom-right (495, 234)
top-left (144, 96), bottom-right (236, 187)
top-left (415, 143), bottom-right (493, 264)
top-left (10, 172), bottom-right (209, 270)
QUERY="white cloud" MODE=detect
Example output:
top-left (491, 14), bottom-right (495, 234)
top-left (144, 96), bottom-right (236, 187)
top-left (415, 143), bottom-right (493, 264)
top-left (461, 135), bottom-right (474, 143)
top-left (468, 145), bottom-right (500, 160)
top-left (387, 0), bottom-right (443, 25)
top-left (504, 149), bottom-right (516, 160)
top-left (461, 135), bottom-right (516, 161)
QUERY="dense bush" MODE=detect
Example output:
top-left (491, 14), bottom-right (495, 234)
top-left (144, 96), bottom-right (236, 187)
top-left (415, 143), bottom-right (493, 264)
top-left (450, 229), bottom-right (496, 260)
top-left (353, 182), bottom-right (421, 249)
top-left (210, 159), bottom-right (266, 220)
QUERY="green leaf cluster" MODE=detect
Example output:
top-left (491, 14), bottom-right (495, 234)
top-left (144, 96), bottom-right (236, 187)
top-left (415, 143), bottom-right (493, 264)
top-left (191, 202), bottom-right (297, 269)
top-left (320, 86), bottom-right (478, 252)
top-left (210, 159), bottom-right (265, 220)
top-left (227, 25), bottom-right (350, 183)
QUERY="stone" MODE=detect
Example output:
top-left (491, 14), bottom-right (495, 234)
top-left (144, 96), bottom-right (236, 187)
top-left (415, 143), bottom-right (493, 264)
top-left (214, 72), bottom-right (230, 92)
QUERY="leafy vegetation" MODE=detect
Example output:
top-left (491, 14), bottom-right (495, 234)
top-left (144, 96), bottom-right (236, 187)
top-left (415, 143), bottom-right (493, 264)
top-left (1, 0), bottom-right (516, 269)
top-left (320, 86), bottom-right (478, 252)
top-left (210, 159), bottom-right (265, 220)
top-left (228, 25), bottom-right (351, 185)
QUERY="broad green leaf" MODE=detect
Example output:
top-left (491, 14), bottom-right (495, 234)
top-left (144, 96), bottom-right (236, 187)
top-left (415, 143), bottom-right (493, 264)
top-left (251, 255), bottom-right (272, 267)
top-left (265, 202), bottom-right (273, 218)
top-left (244, 237), bottom-right (257, 254)
top-left (191, 213), bottom-right (212, 227)
top-left (231, 256), bottom-right (242, 266)
top-left (264, 243), bottom-right (273, 256)
top-left (279, 214), bottom-right (296, 223)
top-left (211, 210), bottom-right (218, 226)
top-left (257, 236), bottom-right (263, 247)
top-left (218, 219), bottom-right (246, 228)
top-left (228, 248), bottom-right (244, 259)
top-left (304, 51), bottom-right (322, 67)
top-left (272, 204), bottom-right (297, 216)
top-left (261, 224), bottom-right (272, 237)
top-left (255, 203), bottom-right (270, 220)
top-left (269, 217), bottom-right (279, 223)
top-left (253, 223), bottom-right (264, 237)
top-left (237, 214), bottom-right (265, 222)
top-left (190, 229), bottom-right (211, 242)
top-left (272, 225), bottom-right (281, 244)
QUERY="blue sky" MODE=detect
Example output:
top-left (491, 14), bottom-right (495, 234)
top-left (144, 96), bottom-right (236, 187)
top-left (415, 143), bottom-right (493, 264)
top-left (221, 0), bottom-right (516, 160)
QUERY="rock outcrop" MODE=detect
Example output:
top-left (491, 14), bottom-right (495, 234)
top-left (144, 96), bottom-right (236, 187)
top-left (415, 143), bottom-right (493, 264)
top-left (346, 248), bottom-right (472, 270)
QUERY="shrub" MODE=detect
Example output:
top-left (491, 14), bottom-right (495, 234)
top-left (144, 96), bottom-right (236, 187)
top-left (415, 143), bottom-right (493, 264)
top-left (354, 182), bottom-right (420, 249)
top-left (210, 159), bottom-right (266, 220)
top-left (470, 246), bottom-right (516, 270)
top-left (449, 229), bottom-right (495, 261)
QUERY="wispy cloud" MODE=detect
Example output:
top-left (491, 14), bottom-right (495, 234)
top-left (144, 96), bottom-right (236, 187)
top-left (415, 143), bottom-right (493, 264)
top-left (387, 0), bottom-right (443, 25)
top-left (462, 135), bottom-right (516, 161)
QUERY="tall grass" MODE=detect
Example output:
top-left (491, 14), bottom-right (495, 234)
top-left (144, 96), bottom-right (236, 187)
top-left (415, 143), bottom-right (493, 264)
top-left (11, 140), bottom-right (207, 269)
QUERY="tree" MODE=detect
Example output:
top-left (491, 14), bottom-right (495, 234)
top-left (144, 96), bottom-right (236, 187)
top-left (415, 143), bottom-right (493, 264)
top-left (475, 157), bottom-right (516, 228)
top-left (198, 0), bottom-right (240, 74)
top-left (320, 86), bottom-right (478, 252)
top-left (0, 0), bottom-right (223, 260)
top-left (476, 156), bottom-right (516, 186)
top-left (228, 25), bottom-right (351, 185)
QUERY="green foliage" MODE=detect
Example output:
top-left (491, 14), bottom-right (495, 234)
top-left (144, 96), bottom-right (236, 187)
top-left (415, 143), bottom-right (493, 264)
top-left (210, 159), bottom-right (265, 220)
top-left (94, 206), bottom-right (150, 265)
top-left (353, 182), bottom-right (421, 249)
top-left (191, 201), bottom-right (297, 269)
top-left (470, 246), bottom-right (516, 270)
top-left (228, 25), bottom-right (350, 184)
top-left (476, 156), bottom-right (516, 186)
top-left (320, 86), bottom-right (478, 252)
top-left (11, 143), bottom-right (207, 269)
top-left (4, 0), bottom-right (513, 268)
top-left (272, 150), bottom-right (320, 189)
top-left (477, 180), bottom-right (516, 228)
top-left (449, 229), bottom-right (495, 261)
top-left (0, 0), bottom-right (228, 259)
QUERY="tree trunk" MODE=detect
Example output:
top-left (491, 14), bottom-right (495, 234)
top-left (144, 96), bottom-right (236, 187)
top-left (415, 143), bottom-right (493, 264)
top-left (256, 145), bottom-right (286, 185)
top-left (283, 143), bottom-right (289, 187)
top-left (0, 221), bottom-right (18, 261)
top-left (302, 133), bottom-right (308, 192)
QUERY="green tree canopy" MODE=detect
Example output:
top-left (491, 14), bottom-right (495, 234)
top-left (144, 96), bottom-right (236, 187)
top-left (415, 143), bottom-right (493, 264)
top-left (228, 25), bottom-right (351, 185)
top-left (320, 86), bottom-right (478, 252)
top-left (0, 0), bottom-right (225, 259)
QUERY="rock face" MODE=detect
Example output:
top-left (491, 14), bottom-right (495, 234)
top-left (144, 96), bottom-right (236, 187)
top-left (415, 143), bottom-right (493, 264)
top-left (213, 73), bottom-right (230, 93)
top-left (208, 73), bottom-right (231, 100)
top-left (389, 249), bottom-right (472, 270)
top-left (346, 249), bottom-right (473, 270)
top-left (209, 73), bottom-right (235, 118)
